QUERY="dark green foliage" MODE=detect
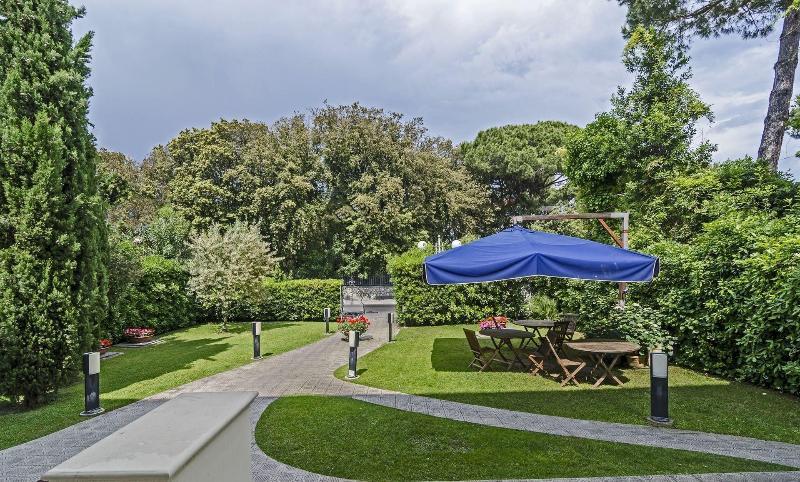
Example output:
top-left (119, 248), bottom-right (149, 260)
top-left (103, 253), bottom-right (196, 340)
top-left (632, 212), bottom-right (800, 393)
top-left (0, 0), bottom-right (108, 406)
top-left (460, 121), bottom-right (580, 227)
top-left (249, 279), bottom-right (341, 321)
top-left (97, 149), bottom-right (160, 232)
top-left (163, 105), bottom-right (489, 278)
top-left (128, 256), bottom-right (196, 334)
top-left (105, 233), bottom-right (143, 340)
top-left (136, 206), bottom-right (192, 261)
top-left (636, 157), bottom-right (797, 244)
top-left (387, 248), bottom-right (525, 326)
top-left (566, 27), bottom-right (714, 214)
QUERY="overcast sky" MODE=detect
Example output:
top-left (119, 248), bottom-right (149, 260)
top-left (72, 0), bottom-right (799, 178)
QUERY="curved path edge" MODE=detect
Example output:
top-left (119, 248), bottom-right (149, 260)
top-left (352, 392), bottom-right (800, 469)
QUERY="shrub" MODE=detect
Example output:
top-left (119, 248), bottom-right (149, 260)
top-left (105, 236), bottom-right (144, 340)
top-left (187, 222), bottom-right (279, 330)
top-left (387, 248), bottom-right (526, 326)
top-left (584, 303), bottom-right (674, 354)
top-left (524, 294), bottom-right (559, 320)
top-left (130, 256), bottom-right (197, 335)
top-left (249, 278), bottom-right (341, 321)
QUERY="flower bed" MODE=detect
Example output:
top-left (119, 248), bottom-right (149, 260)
top-left (123, 327), bottom-right (156, 344)
top-left (478, 315), bottom-right (508, 331)
top-left (99, 338), bottom-right (112, 355)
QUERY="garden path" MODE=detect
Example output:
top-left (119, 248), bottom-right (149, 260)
top-left (1, 312), bottom-right (799, 481)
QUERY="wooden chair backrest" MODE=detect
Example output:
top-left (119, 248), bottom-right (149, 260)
top-left (559, 313), bottom-right (578, 339)
top-left (542, 334), bottom-right (567, 365)
top-left (463, 329), bottom-right (483, 355)
top-left (549, 321), bottom-right (570, 352)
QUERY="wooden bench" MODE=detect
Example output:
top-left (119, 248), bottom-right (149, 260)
top-left (43, 391), bottom-right (257, 482)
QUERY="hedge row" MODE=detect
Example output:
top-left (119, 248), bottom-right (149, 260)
top-left (249, 278), bottom-right (341, 321)
top-left (387, 248), bottom-right (525, 326)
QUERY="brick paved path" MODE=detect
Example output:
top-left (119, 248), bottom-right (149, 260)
top-left (2, 313), bottom-right (799, 481)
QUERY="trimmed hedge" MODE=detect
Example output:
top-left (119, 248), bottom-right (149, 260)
top-left (250, 278), bottom-right (341, 321)
top-left (387, 248), bottom-right (525, 326)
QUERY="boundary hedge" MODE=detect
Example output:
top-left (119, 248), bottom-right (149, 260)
top-left (387, 248), bottom-right (525, 326)
top-left (250, 278), bottom-right (341, 321)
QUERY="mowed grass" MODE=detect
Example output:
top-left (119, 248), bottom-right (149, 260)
top-left (335, 324), bottom-right (800, 444)
top-left (256, 396), bottom-right (791, 481)
top-left (0, 321), bottom-right (326, 450)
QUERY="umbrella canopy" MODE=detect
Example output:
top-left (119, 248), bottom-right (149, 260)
top-left (423, 225), bottom-right (658, 285)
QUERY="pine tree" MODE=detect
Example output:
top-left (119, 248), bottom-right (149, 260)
top-left (0, 0), bottom-right (107, 406)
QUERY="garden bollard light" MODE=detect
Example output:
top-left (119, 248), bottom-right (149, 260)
top-left (346, 330), bottom-right (359, 379)
top-left (648, 349), bottom-right (672, 426)
top-left (80, 352), bottom-right (104, 416)
top-left (387, 312), bottom-right (394, 342)
top-left (324, 307), bottom-right (331, 334)
top-left (252, 322), bottom-right (262, 360)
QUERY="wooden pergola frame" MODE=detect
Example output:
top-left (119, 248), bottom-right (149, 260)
top-left (510, 212), bottom-right (629, 306)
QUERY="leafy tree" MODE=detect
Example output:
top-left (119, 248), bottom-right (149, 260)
top-left (0, 0), bottom-right (107, 406)
top-left (186, 222), bottom-right (279, 331)
top-left (165, 105), bottom-right (489, 277)
top-left (638, 157), bottom-right (797, 244)
top-left (566, 27), bottom-right (714, 217)
top-left (166, 118), bottom-right (328, 276)
top-left (460, 122), bottom-right (580, 227)
top-left (136, 206), bottom-right (193, 261)
top-left (618, 0), bottom-right (800, 170)
top-left (312, 103), bottom-right (489, 277)
top-left (97, 149), bottom-right (158, 232)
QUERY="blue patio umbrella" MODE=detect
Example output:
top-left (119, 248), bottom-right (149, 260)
top-left (423, 225), bottom-right (658, 285)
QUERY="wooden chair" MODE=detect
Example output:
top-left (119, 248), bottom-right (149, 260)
top-left (560, 313), bottom-right (579, 341)
top-left (527, 325), bottom-right (567, 377)
top-left (463, 329), bottom-right (512, 372)
top-left (542, 334), bottom-right (586, 387)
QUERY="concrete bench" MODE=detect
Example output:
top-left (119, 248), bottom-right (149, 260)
top-left (43, 391), bottom-right (257, 482)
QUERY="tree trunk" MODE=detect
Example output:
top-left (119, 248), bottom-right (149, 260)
top-left (758, 8), bottom-right (800, 170)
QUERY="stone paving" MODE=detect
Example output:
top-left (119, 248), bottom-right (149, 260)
top-left (2, 311), bottom-right (799, 481)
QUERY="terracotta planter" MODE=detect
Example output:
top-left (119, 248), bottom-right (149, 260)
top-left (99, 347), bottom-right (109, 355)
top-left (125, 335), bottom-right (154, 344)
top-left (627, 354), bottom-right (645, 369)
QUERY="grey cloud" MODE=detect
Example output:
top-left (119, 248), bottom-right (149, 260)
top-left (71, 0), bottom-right (796, 178)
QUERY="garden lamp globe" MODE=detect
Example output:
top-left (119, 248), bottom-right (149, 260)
top-left (451, 240), bottom-right (462, 248)
top-left (417, 241), bottom-right (427, 249)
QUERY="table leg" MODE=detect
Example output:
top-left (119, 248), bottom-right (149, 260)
top-left (508, 339), bottom-right (530, 369)
top-left (591, 354), bottom-right (606, 388)
top-left (489, 337), bottom-right (512, 363)
top-left (604, 355), bottom-right (624, 385)
top-left (592, 354), bottom-right (624, 387)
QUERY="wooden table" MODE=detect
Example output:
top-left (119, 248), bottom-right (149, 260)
top-left (564, 340), bottom-right (640, 388)
top-left (512, 319), bottom-right (555, 348)
top-left (479, 328), bottom-right (535, 370)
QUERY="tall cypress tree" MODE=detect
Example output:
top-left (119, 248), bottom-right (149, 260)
top-left (0, 0), bottom-right (107, 406)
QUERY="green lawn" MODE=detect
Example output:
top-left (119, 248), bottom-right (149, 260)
top-left (335, 324), bottom-right (800, 445)
top-left (0, 321), bottom-right (326, 450)
top-left (257, 396), bottom-right (790, 481)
